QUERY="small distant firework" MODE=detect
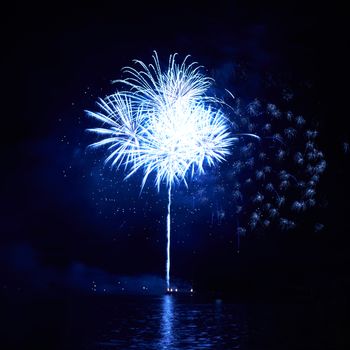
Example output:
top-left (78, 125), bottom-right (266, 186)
top-left (225, 98), bottom-right (327, 245)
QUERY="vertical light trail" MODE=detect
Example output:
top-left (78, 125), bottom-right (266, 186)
top-left (166, 185), bottom-right (171, 289)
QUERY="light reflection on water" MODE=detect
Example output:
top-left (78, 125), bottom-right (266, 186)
top-left (96, 296), bottom-right (247, 349)
top-left (159, 295), bottom-right (174, 349)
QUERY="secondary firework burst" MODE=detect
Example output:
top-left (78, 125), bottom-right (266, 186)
top-left (86, 51), bottom-right (236, 290)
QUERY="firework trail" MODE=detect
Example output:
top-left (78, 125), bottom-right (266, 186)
top-left (86, 52), bottom-right (235, 289)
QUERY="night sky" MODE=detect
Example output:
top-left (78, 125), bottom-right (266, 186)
top-left (1, 1), bottom-right (349, 298)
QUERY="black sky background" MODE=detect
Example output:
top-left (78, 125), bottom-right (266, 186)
top-left (1, 1), bottom-right (349, 297)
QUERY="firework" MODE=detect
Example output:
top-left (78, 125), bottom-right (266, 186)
top-left (223, 98), bottom-right (327, 248)
top-left (86, 52), bottom-right (235, 289)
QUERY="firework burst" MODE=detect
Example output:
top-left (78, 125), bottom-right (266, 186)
top-left (86, 51), bottom-right (235, 289)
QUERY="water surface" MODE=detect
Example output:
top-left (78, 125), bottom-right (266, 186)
top-left (3, 294), bottom-right (346, 349)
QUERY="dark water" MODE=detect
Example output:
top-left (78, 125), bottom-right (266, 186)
top-left (90, 296), bottom-right (343, 350)
top-left (96, 296), bottom-right (245, 349)
top-left (3, 294), bottom-right (348, 349)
